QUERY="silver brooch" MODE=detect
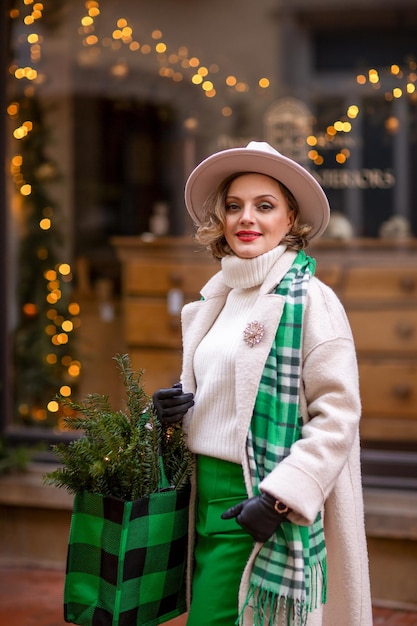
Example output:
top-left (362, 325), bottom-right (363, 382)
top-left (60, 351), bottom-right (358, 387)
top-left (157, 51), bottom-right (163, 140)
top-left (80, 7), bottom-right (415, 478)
top-left (243, 321), bottom-right (265, 347)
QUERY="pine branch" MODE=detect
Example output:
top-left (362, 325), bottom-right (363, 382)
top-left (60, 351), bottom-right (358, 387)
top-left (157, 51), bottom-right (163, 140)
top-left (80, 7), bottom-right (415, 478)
top-left (44, 354), bottom-right (192, 500)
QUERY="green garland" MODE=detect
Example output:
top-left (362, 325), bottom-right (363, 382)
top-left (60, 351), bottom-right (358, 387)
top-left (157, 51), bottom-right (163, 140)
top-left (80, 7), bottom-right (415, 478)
top-left (45, 354), bottom-right (193, 499)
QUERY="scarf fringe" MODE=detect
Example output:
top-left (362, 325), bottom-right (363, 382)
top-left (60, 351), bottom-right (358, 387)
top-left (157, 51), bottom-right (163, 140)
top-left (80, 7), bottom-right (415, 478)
top-left (238, 559), bottom-right (327, 626)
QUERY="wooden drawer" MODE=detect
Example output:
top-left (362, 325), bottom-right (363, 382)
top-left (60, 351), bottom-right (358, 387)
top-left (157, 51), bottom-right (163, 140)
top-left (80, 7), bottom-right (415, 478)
top-left (349, 310), bottom-right (417, 353)
top-left (130, 348), bottom-right (182, 395)
top-left (125, 299), bottom-right (182, 347)
top-left (359, 361), bottom-right (417, 419)
top-left (343, 267), bottom-right (417, 301)
top-left (125, 262), bottom-right (217, 296)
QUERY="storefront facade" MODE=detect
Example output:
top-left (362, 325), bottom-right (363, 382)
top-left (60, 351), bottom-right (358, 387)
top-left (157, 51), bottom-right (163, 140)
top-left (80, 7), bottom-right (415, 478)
top-left (2, 0), bottom-right (417, 441)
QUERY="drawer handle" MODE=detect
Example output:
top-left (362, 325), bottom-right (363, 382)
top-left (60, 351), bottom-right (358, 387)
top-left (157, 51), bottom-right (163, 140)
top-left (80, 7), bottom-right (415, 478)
top-left (399, 276), bottom-right (416, 293)
top-left (392, 383), bottom-right (412, 399)
top-left (395, 321), bottom-right (415, 339)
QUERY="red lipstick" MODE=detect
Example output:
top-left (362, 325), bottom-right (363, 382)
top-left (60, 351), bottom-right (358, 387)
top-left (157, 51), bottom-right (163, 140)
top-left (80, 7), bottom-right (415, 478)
top-left (236, 230), bottom-right (261, 242)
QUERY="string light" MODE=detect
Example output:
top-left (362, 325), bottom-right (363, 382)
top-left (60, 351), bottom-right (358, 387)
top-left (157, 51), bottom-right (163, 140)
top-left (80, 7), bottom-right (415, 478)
top-left (9, 1), bottom-right (82, 426)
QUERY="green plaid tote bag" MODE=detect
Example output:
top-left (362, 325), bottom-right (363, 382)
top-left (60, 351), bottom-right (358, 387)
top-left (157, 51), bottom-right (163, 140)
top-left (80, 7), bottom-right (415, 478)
top-left (64, 483), bottom-right (190, 626)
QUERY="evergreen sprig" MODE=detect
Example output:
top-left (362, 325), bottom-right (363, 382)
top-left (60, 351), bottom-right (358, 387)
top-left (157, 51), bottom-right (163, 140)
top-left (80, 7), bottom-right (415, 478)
top-left (44, 354), bottom-right (193, 499)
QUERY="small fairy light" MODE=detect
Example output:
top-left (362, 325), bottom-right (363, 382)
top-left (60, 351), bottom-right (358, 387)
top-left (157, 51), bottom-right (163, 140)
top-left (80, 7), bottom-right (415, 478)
top-left (258, 77), bottom-right (270, 89)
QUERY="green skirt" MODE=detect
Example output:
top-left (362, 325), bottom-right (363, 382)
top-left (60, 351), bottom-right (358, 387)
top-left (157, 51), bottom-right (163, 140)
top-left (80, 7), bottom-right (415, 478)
top-left (187, 455), bottom-right (254, 625)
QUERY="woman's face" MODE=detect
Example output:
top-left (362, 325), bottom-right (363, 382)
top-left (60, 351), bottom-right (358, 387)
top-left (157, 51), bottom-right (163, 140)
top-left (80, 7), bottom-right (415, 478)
top-left (223, 173), bottom-right (294, 258)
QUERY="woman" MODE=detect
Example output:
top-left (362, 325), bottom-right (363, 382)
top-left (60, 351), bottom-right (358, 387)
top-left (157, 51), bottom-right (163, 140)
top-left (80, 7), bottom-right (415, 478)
top-left (153, 141), bottom-right (372, 625)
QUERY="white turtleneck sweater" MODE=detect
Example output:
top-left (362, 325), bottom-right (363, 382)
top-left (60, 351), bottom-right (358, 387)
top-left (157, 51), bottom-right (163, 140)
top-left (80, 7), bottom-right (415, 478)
top-left (187, 245), bottom-right (286, 463)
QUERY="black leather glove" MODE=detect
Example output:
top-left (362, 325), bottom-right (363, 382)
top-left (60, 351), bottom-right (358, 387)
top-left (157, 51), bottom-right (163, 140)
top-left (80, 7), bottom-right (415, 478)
top-left (152, 383), bottom-right (194, 424)
top-left (221, 492), bottom-right (290, 542)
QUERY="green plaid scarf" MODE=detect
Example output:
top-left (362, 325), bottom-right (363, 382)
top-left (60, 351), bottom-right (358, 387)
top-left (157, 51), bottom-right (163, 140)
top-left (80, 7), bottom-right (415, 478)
top-left (242, 250), bottom-right (327, 626)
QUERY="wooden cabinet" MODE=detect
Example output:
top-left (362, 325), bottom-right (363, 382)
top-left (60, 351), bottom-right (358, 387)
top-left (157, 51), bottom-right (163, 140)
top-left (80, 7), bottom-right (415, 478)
top-left (113, 236), bottom-right (417, 446)
top-left (311, 239), bottom-right (417, 445)
top-left (113, 237), bottom-right (218, 395)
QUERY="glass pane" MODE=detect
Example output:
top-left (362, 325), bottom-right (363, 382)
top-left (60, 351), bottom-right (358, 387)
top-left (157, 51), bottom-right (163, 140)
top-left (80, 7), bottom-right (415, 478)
top-left (5, 1), bottom-right (417, 434)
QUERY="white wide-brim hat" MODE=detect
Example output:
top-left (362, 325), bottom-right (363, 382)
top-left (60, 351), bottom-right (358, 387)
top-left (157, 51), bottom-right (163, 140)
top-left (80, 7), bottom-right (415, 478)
top-left (184, 141), bottom-right (330, 241)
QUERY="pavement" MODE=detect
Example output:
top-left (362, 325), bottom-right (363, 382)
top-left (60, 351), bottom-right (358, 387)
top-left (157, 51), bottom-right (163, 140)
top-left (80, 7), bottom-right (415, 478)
top-left (0, 565), bottom-right (416, 626)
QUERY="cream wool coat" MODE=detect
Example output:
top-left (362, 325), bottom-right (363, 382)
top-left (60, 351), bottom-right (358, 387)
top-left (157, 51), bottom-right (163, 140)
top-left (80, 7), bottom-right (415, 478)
top-left (181, 249), bottom-right (373, 626)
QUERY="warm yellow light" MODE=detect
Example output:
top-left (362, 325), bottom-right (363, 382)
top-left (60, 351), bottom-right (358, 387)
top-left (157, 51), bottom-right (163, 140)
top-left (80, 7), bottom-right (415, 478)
top-left (156, 42), bottom-right (167, 53)
top-left (202, 80), bottom-right (214, 91)
top-left (13, 127), bottom-right (26, 139)
top-left (21, 184), bottom-right (32, 196)
top-left (258, 77), bottom-right (270, 88)
top-left (52, 333), bottom-right (68, 345)
top-left (306, 135), bottom-right (317, 146)
top-left (407, 83), bottom-right (416, 94)
top-left (81, 16), bottom-right (93, 26)
top-left (393, 87), bottom-right (402, 98)
top-left (68, 361), bottom-right (81, 377)
top-left (40, 217), bottom-right (51, 230)
top-left (47, 400), bottom-right (60, 412)
top-left (205, 89), bottom-right (216, 98)
top-left (191, 74), bottom-right (203, 85)
top-left (122, 27), bottom-right (132, 38)
top-left (68, 302), bottom-right (81, 315)
top-left (60, 385), bottom-right (72, 397)
top-left (112, 29), bottom-right (122, 40)
top-left (347, 105), bottom-right (359, 118)
top-left (27, 33), bottom-right (39, 43)
top-left (58, 263), bottom-right (71, 275)
top-left (336, 153), bottom-right (347, 164)
top-left (314, 155), bottom-right (324, 166)
top-left (89, 7), bottom-right (100, 17)
top-left (189, 57), bottom-right (199, 67)
top-left (47, 293), bottom-right (58, 304)
top-left (24, 15), bottom-right (34, 25)
top-left (44, 269), bottom-right (57, 280)
top-left (326, 126), bottom-right (336, 136)
top-left (197, 66), bottom-right (208, 76)
top-left (28, 68), bottom-right (38, 80)
top-left (226, 75), bottom-right (237, 86)
top-left (46, 353), bottom-right (57, 364)
top-left (117, 18), bottom-right (127, 28)
top-left (7, 103), bottom-right (19, 116)
top-left (356, 74), bottom-right (366, 85)
top-left (368, 69), bottom-right (379, 83)
top-left (308, 150), bottom-right (318, 160)
top-left (62, 320), bottom-right (74, 332)
top-left (85, 35), bottom-right (98, 45)
top-left (391, 64), bottom-right (401, 75)
top-left (152, 29), bottom-right (162, 39)
top-left (45, 324), bottom-right (56, 336)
